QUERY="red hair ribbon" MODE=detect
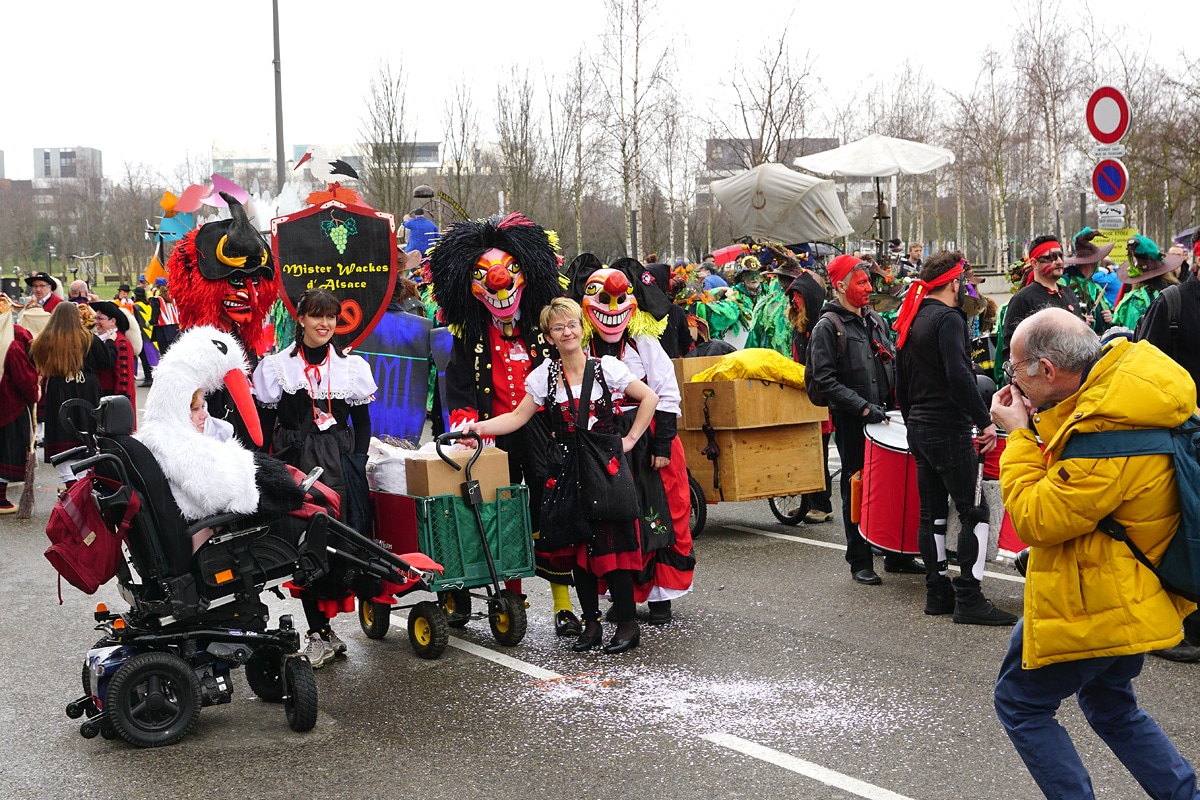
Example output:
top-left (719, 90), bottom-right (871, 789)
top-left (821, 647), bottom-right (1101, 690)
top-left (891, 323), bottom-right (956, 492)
top-left (892, 262), bottom-right (964, 349)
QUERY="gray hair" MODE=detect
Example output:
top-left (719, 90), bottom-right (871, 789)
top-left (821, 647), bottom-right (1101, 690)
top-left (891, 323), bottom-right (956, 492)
top-left (1019, 308), bottom-right (1102, 374)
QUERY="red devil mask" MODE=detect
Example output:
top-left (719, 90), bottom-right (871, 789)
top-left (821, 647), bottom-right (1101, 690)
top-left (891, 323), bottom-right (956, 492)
top-left (471, 248), bottom-right (525, 321)
top-left (581, 268), bottom-right (636, 343)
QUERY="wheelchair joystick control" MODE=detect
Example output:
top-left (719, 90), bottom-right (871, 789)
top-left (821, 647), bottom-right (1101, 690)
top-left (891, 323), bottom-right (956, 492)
top-left (279, 614), bottom-right (294, 632)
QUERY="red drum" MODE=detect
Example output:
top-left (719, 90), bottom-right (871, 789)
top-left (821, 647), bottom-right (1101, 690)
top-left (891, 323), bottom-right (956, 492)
top-left (978, 431), bottom-right (1008, 480)
top-left (860, 417), bottom-right (921, 555)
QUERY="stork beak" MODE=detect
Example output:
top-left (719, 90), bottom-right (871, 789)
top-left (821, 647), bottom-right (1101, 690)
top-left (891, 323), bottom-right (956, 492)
top-left (223, 368), bottom-right (263, 447)
top-left (295, 152), bottom-right (312, 170)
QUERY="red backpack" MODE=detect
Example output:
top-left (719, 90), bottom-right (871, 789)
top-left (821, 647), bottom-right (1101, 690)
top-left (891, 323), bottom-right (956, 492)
top-left (44, 472), bottom-right (140, 601)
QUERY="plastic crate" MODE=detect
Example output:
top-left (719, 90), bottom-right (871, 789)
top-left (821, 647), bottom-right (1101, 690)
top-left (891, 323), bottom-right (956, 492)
top-left (372, 486), bottom-right (534, 592)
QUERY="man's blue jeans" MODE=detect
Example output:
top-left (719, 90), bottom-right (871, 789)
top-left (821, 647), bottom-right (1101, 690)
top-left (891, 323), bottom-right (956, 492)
top-left (994, 619), bottom-right (1199, 799)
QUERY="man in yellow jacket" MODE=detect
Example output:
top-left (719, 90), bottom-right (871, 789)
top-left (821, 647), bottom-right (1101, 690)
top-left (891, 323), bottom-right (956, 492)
top-left (990, 307), bottom-right (1199, 799)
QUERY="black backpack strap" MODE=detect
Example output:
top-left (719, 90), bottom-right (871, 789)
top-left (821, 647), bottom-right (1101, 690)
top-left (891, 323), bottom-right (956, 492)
top-left (820, 311), bottom-right (848, 358)
top-left (1060, 427), bottom-right (1179, 579)
top-left (1164, 283), bottom-right (1182, 344)
top-left (1059, 429), bottom-right (1174, 460)
top-left (1096, 515), bottom-right (1159, 572)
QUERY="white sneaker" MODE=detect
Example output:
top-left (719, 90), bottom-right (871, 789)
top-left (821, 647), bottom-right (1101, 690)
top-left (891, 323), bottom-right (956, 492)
top-left (304, 632), bottom-right (332, 668)
top-left (326, 629), bottom-right (347, 657)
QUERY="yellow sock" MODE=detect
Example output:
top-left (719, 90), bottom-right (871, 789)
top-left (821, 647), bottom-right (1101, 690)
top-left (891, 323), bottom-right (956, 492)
top-left (550, 582), bottom-right (573, 615)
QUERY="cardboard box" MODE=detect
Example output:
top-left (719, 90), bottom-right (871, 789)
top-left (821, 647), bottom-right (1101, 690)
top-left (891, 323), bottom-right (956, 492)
top-left (405, 446), bottom-right (511, 499)
top-left (681, 379), bottom-right (827, 430)
top-left (679, 422), bottom-right (824, 502)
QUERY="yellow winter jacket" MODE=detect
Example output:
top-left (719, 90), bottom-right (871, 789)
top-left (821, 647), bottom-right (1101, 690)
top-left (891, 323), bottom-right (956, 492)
top-left (999, 340), bottom-right (1198, 669)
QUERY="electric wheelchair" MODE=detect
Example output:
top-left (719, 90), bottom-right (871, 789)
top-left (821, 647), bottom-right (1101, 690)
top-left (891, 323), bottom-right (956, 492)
top-left (54, 395), bottom-right (442, 747)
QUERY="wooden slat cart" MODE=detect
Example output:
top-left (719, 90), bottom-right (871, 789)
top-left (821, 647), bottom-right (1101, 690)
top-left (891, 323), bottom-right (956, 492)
top-left (673, 355), bottom-right (828, 533)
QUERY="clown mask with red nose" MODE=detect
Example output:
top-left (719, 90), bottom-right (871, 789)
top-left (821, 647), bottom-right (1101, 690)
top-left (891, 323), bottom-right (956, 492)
top-left (581, 268), bottom-right (637, 343)
top-left (471, 248), bottom-right (526, 326)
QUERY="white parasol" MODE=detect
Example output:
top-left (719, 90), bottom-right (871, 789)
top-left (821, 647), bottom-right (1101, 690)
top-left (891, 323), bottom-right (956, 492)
top-left (710, 162), bottom-right (854, 243)
top-left (793, 133), bottom-right (955, 177)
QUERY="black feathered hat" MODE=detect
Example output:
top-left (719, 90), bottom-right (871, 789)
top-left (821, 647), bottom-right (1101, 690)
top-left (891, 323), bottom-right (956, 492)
top-left (565, 253), bottom-right (605, 301)
top-left (428, 213), bottom-right (562, 343)
top-left (193, 192), bottom-right (274, 282)
top-left (609, 257), bottom-right (672, 320)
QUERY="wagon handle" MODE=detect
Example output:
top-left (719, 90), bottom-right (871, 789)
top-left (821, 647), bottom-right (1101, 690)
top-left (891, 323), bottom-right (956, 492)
top-left (434, 430), bottom-right (482, 476)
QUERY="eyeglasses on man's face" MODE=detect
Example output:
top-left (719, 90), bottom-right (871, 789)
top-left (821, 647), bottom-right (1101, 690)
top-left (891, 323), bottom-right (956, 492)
top-left (1002, 358), bottom-right (1035, 380)
top-left (1034, 251), bottom-right (1064, 264)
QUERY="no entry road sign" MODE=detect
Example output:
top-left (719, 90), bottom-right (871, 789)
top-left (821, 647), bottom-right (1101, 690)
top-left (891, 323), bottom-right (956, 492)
top-left (1087, 87), bottom-right (1130, 145)
top-left (1092, 159), bottom-right (1128, 204)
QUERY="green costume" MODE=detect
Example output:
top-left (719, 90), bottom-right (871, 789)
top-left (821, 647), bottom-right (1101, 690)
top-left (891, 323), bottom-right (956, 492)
top-left (1113, 285), bottom-right (1156, 331)
top-left (745, 281), bottom-right (792, 355)
top-left (1065, 273), bottom-right (1112, 336)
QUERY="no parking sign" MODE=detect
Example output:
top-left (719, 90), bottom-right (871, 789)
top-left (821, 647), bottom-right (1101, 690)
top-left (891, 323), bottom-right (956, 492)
top-left (1092, 159), bottom-right (1128, 205)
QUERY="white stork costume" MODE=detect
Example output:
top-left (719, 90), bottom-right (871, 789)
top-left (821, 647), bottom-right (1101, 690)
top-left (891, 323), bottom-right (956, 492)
top-left (136, 326), bottom-right (284, 521)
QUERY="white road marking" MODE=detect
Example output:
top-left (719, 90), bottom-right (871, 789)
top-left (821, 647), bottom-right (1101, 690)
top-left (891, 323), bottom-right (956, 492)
top-left (390, 613), bottom-right (563, 680)
top-left (701, 733), bottom-right (916, 800)
top-left (725, 524), bottom-right (1026, 584)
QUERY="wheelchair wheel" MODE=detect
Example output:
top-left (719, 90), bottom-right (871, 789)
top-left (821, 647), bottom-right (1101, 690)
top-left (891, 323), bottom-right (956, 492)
top-left (244, 648), bottom-right (284, 703)
top-left (407, 601), bottom-right (449, 660)
top-left (688, 472), bottom-right (707, 538)
top-left (439, 589), bottom-right (472, 628)
top-left (768, 494), bottom-right (807, 526)
top-left (105, 651), bottom-right (202, 748)
top-left (489, 589), bottom-right (527, 647)
top-left (282, 657), bottom-right (318, 733)
top-left (358, 599), bottom-right (391, 640)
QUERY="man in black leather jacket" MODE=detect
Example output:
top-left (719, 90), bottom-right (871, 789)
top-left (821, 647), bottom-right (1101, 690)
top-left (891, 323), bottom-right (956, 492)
top-left (807, 255), bottom-right (916, 585)
top-left (895, 251), bottom-right (1015, 626)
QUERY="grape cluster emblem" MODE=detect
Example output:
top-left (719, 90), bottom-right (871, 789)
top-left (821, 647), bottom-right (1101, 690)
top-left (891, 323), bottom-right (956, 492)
top-left (321, 214), bottom-right (358, 255)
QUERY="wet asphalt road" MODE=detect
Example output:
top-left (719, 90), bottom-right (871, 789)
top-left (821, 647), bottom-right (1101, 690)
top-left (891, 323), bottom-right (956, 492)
top-left (4, 442), bottom-right (1199, 800)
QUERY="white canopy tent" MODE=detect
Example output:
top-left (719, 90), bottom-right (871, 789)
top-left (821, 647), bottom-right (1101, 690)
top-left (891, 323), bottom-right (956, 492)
top-left (793, 134), bottom-right (956, 249)
top-left (792, 133), bottom-right (955, 177)
top-left (709, 162), bottom-right (854, 243)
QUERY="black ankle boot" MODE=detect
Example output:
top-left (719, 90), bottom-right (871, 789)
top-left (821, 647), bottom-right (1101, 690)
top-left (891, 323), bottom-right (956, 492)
top-left (571, 620), bottom-right (603, 652)
top-left (603, 622), bottom-right (640, 653)
top-left (647, 600), bottom-right (672, 625)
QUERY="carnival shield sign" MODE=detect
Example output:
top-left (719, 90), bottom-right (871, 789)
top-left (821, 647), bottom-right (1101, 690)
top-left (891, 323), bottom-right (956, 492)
top-left (271, 200), bottom-right (398, 352)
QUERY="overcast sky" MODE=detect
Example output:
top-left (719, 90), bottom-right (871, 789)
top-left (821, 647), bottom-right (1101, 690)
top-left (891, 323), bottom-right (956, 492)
top-left (0, 0), bottom-right (1182, 183)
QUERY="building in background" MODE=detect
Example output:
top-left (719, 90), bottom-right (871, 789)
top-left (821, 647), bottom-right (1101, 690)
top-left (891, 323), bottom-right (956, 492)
top-left (35, 147), bottom-right (102, 180)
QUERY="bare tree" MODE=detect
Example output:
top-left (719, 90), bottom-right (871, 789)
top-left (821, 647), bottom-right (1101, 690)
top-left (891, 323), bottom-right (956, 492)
top-left (652, 84), bottom-right (701, 262)
top-left (494, 67), bottom-right (546, 218)
top-left (950, 50), bottom-right (1023, 269)
top-left (359, 61), bottom-right (413, 218)
top-left (864, 61), bottom-right (943, 245)
top-left (719, 29), bottom-right (817, 168)
top-left (596, 0), bottom-right (669, 258)
top-left (101, 162), bottom-right (163, 281)
top-left (441, 77), bottom-right (482, 220)
top-left (1013, 0), bottom-right (1086, 240)
top-left (555, 53), bottom-right (606, 257)
top-left (170, 150), bottom-right (212, 190)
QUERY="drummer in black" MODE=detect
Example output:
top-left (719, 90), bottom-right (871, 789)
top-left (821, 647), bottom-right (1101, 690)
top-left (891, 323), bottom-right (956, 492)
top-left (807, 255), bottom-right (919, 585)
top-left (894, 251), bottom-right (1016, 626)
top-left (998, 235), bottom-right (1084, 367)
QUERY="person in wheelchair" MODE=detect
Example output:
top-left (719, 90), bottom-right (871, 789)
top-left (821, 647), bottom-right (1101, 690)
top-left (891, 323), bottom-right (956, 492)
top-left (56, 325), bottom-right (438, 747)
